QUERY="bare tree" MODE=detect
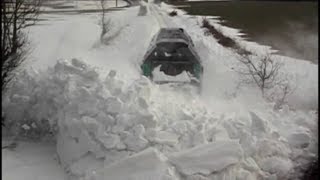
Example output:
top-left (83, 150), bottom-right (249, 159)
top-left (234, 53), bottom-right (296, 110)
top-left (99, 0), bottom-right (109, 41)
top-left (235, 53), bottom-right (283, 95)
top-left (267, 76), bottom-right (296, 110)
top-left (1, 0), bottom-right (42, 92)
top-left (272, 83), bottom-right (292, 110)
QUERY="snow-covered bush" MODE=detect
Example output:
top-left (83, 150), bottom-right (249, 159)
top-left (99, 0), bottom-right (109, 41)
top-left (168, 10), bottom-right (177, 17)
top-left (234, 53), bottom-right (296, 110)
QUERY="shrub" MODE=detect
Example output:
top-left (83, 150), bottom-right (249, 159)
top-left (138, 5), bottom-right (148, 16)
top-left (169, 10), bottom-right (178, 17)
top-left (202, 18), bottom-right (251, 55)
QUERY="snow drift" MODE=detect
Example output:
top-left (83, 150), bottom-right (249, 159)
top-left (2, 58), bottom-right (317, 180)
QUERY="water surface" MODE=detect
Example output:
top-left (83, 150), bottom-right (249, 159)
top-left (170, 1), bottom-right (318, 63)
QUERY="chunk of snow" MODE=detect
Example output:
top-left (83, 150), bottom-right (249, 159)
top-left (132, 124), bottom-right (146, 136)
top-left (78, 98), bottom-right (99, 116)
top-left (31, 122), bottom-right (37, 128)
top-left (287, 132), bottom-right (310, 148)
top-left (186, 174), bottom-right (209, 180)
top-left (264, 174), bottom-right (278, 180)
top-left (87, 148), bottom-right (172, 180)
top-left (152, 131), bottom-right (180, 146)
top-left (236, 168), bottom-right (256, 180)
top-left (97, 133), bottom-right (121, 149)
top-left (179, 108), bottom-right (194, 120)
top-left (238, 131), bottom-right (256, 156)
top-left (208, 126), bottom-right (230, 141)
top-left (170, 121), bottom-right (188, 135)
top-left (11, 94), bottom-right (30, 103)
top-left (104, 150), bottom-right (131, 166)
top-left (57, 132), bottom-right (89, 167)
top-left (132, 112), bottom-right (157, 129)
top-left (22, 124), bottom-right (31, 130)
top-left (79, 131), bottom-right (104, 158)
top-left (258, 157), bottom-right (293, 178)
top-left (65, 118), bottom-right (84, 138)
top-left (223, 120), bottom-right (241, 139)
top-left (255, 139), bottom-right (291, 158)
top-left (95, 112), bottom-right (115, 128)
top-left (192, 131), bottom-right (207, 146)
top-left (169, 140), bottom-right (243, 175)
top-left (72, 58), bottom-right (87, 69)
top-left (111, 124), bottom-right (126, 134)
top-left (241, 157), bottom-right (260, 172)
top-left (106, 97), bottom-right (123, 114)
top-left (123, 133), bottom-right (149, 152)
top-left (137, 97), bottom-right (149, 109)
top-left (115, 114), bottom-right (135, 131)
top-left (249, 111), bottom-right (268, 137)
top-left (82, 116), bottom-right (100, 133)
top-left (115, 141), bottom-right (127, 150)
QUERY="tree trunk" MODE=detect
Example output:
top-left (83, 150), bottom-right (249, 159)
top-left (12, 1), bottom-right (18, 54)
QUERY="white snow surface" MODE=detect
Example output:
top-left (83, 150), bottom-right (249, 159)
top-left (2, 140), bottom-right (68, 180)
top-left (2, 2), bottom-right (318, 180)
top-left (152, 65), bottom-right (192, 83)
top-left (169, 140), bottom-right (243, 175)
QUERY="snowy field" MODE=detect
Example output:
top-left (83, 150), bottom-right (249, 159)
top-left (2, 1), bottom-right (318, 180)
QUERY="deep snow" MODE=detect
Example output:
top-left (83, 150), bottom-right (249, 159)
top-left (2, 1), bottom-right (318, 180)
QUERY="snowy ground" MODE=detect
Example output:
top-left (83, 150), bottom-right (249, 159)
top-left (2, 1), bottom-right (318, 180)
top-left (2, 140), bottom-right (68, 180)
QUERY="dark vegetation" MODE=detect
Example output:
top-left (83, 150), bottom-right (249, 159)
top-left (168, 10), bottom-right (177, 16)
top-left (201, 18), bottom-right (251, 55)
top-left (1, 0), bottom-right (41, 126)
top-left (297, 160), bottom-right (319, 180)
top-left (1, 0), bottom-right (41, 92)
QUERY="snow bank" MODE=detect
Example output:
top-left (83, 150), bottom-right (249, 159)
top-left (3, 59), bottom-right (317, 179)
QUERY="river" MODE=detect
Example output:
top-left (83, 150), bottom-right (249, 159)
top-left (170, 1), bottom-right (318, 63)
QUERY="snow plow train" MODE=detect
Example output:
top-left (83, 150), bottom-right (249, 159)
top-left (141, 28), bottom-right (203, 85)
